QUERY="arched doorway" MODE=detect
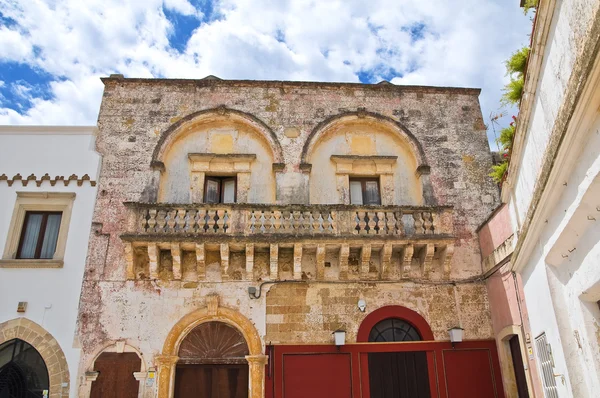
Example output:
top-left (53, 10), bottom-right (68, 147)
top-left (0, 338), bottom-right (49, 398)
top-left (175, 322), bottom-right (249, 398)
top-left (157, 298), bottom-right (267, 398)
top-left (358, 306), bottom-right (434, 398)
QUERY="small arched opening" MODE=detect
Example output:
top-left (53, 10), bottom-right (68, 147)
top-left (174, 321), bottom-right (249, 398)
top-left (0, 338), bottom-right (49, 398)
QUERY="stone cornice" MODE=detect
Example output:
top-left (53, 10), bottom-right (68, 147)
top-left (101, 76), bottom-right (481, 96)
top-left (0, 173), bottom-right (97, 187)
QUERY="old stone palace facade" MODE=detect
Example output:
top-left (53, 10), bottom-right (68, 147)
top-left (72, 76), bottom-right (503, 398)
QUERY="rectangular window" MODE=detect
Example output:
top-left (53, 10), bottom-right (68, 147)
top-left (349, 178), bottom-right (381, 205)
top-left (17, 211), bottom-right (62, 259)
top-left (204, 177), bottom-right (237, 204)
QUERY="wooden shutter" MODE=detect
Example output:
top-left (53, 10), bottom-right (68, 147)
top-left (364, 180), bottom-right (381, 205)
top-left (204, 178), bottom-right (221, 204)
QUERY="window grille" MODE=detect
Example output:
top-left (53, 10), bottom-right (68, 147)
top-left (534, 333), bottom-right (559, 398)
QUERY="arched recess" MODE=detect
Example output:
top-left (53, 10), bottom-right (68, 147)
top-left (0, 317), bottom-right (70, 398)
top-left (150, 107), bottom-right (282, 204)
top-left (357, 305), bottom-right (434, 342)
top-left (301, 111), bottom-right (427, 167)
top-left (302, 111), bottom-right (435, 205)
top-left (82, 341), bottom-right (147, 398)
top-left (152, 107), bottom-right (284, 165)
top-left (156, 298), bottom-right (266, 398)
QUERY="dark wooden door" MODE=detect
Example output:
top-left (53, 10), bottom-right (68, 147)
top-left (509, 336), bottom-right (530, 398)
top-left (90, 352), bottom-right (141, 398)
top-left (368, 352), bottom-right (431, 398)
top-left (174, 364), bottom-right (248, 398)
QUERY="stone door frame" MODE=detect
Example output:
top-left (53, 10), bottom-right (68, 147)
top-left (157, 296), bottom-right (267, 398)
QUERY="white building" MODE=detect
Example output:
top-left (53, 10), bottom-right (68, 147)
top-left (0, 126), bottom-right (100, 398)
top-left (502, 0), bottom-right (600, 397)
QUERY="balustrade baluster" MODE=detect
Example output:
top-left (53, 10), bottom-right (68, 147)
top-left (376, 211), bottom-right (385, 234)
top-left (189, 209), bottom-right (198, 233)
top-left (303, 211), bottom-right (312, 231)
top-left (273, 210), bottom-right (282, 231)
top-left (396, 211), bottom-right (404, 235)
top-left (413, 212), bottom-right (424, 234)
top-left (197, 209), bottom-right (207, 233)
top-left (176, 209), bottom-right (186, 232)
top-left (293, 211), bottom-right (301, 230)
top-left (386, 212), bottom-right (396, 235)
top-left (263, 211), bottom-right (272, 232)
top-left (207, 210), bottom-right (216, 233)
top-left (330, 211), bottom-right (337, 232)
top-left (423, 212), bottom-right (433, 234)
top-left (147, 209), bottom-right (157, 233)
top-left (156, 210), bottom-right (167, 232)
top-left (322, 211), bottom-right (331, 232)
top-left (312, 211), bottom-right (321, 232)
top-left (357, 211), bottom-right (367, 235)
top-left (367, 211), bottom-right (377, 234)
top-left (167, 210), bottom-right (177, 232)
top-left (216, 209), bottom-right (225, 233)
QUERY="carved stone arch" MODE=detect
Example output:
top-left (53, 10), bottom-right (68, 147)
top-left (301, 111), bottom-right (428, 167)
top-left (156, 297), bottom-right (266, 398)
top-left (82, 341), bottom-right (146, 398)
top-left (151, 106), bottom-right (284, 165)
top-left (85, 340), bottom-right (147, 372)
top-left (0, 317), bottom-right (70, 398)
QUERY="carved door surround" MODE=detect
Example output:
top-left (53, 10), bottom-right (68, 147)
top-left (157, 295), bottom-right (267, 398)
top-left (188, 153), bottom-right (256, 203)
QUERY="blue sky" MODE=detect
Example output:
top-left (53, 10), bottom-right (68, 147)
top-left (0, 0), bottom-right (532, 147)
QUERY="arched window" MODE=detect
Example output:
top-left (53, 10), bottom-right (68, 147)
top-left (368, 318), bottom-right (422, 342)
top-left (175, 321), bottom-right (249, 398)
top-left (0, 338), bottom-right (49, 397)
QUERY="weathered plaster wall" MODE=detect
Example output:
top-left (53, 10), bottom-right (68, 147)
top-left (478, 204), bottom-right (512, 259)
top-left (308, 122), bottom-right (422, 205)
top-left (0, 127), bottom-right (100, 397)
top-left (159, 121), bottom-right (276, 203)
top-left (79, 79), bottom-right (500, 396)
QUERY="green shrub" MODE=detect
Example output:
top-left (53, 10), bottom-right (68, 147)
top-left (490, 161), bottom-right (508, 183)
top-left (501, 77), bottom-right (524, 106)
top-left (506, 47), bottom-right (530, 76)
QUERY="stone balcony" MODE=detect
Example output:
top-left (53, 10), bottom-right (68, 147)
top-left (121, 203), bottom-right (456, 282)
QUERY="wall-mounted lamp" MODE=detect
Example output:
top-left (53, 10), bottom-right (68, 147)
top-left (448, 327), bottom-right (464, 348)
top-left (333, 329), bottom-right (346, 350)
top-left (357, 299), bottom-right (366, 312)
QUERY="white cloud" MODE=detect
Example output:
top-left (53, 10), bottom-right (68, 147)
top-left (0, 0), bottom-right (531, 145)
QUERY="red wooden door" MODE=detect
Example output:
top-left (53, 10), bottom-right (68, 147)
top-left (443, 349), bottom-right (500, 398)
top-left (90, 352), bottom-right (141, 398)
top-left (282, 353), bottom-right (352, 398)
top-left (368, 351), bottom-right (431, 398)
top-left (174, 364), bottom-right (248, 398)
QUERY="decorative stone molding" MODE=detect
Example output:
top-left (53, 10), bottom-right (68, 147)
top-left (158, 299), bottom-right (264, 398)
top-left (151, 107), bottom-right (284, 164)
top-left (330, 155), bottom-right (397, 205)
top-left (0, 318), bottom-right (70, 398)
top-left (188, 153), bottom-right (257, 203)
top-left (0, 173), bottom-right (96, 187)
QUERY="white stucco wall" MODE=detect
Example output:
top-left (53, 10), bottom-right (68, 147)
top-left (510, 0), bottom-right (598, 227)
top-left (0, 126), bottom-right (100, 397)
top-left (505, 1), bottom-right (600, 396)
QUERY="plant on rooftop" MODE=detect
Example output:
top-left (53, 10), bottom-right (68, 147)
top-left (501, 47), bottom-right (529, 106)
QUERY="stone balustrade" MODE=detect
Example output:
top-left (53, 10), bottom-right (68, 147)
top-left (121, 203), bottom-right (456, 282)
top-left (124, 203), bottom-right (453, 237)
